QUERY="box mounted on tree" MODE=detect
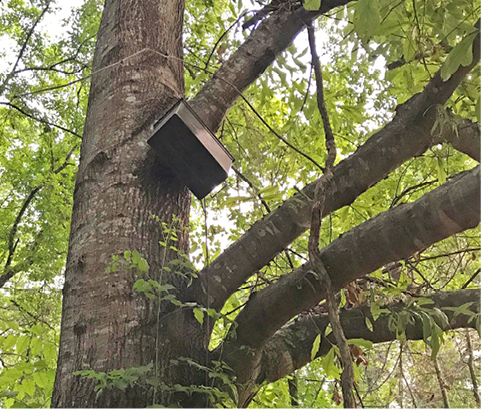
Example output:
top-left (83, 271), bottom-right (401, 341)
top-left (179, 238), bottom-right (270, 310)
top-left (148, 99), bottom-right (234, 200)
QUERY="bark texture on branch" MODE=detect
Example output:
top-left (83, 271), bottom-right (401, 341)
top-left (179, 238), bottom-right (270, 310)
top-left (257, 289), bottom-right (480, 388)
top-left (197, 29), bottom-right (481, 311)
top-left (437, 115), bottom-right (480, 162)
top-left (190, 0), bottom-right (350, 133)
top-left (229, 166), bottom-right (480, 351)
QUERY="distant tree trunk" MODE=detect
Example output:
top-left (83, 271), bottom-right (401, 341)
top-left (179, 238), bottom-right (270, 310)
top-left (465, 329), bottom-right (481, 407)
top-left (288, 374), bottom-right (299, 407)
top-left (434, 358), bottom-right (450, 408)
top-left (51, 0), bottom-right (209, 407)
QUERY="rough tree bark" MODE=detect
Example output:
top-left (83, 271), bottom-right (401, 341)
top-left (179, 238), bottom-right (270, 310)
top-left (51, 0), bottom-right (203, 407)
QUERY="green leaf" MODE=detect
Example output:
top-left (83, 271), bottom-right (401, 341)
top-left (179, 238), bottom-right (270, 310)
top-left (371, 302), bottom-right (389, 321)
top-left (436, 157), bottom-right (447, 184)
top-left (440, 30), bottom-right (477, 81)
top-left (32, 372), bottom-right (50, 389)
top-left (193, 308), bottom-right (204, 325)
top-left (476, 316), bottom-right (481, 337)
top-left (4, 335), bottom-right (17, 350)
top-left (304, 0), bottom-right (321, 11)
top-left (325, 324), bottom-right (332, 336)
top-left (365, 317), bottom-right (374, 332)
top-left (311, 334), bottom-right (321, 361)
top-left (442, 302), bottom-right (475, 317)
top-left (430, 327), bottom-right (440, 359)
top-left (354, 0), bottom-right (380, 38)
top-left (347, 338), bottom-right (373, 349)
top-left (475, 96), bottom-right (480, 123)
top-left (21, 379), bottom-right (36, 397)
top-left (10, 401), bottom-right (33, 409)
top-left (15, 336), bottom-right (29, 354)
top-left (321, 348), bottom-right (340, 379)
top-left (30, 337), bottom-right (42, 357)
top-left (340, 289), bottom-right (346, 308)
top-left (421, 313), bottom-right (431, 342)
top-left (138, 258), bottom-right (150, 273)
top-left (43, 344), bottom-right (57, 362)
top-left (124, 250), bottom-right (131, 260)
top-left (132, 250), bottom-right (141, 265)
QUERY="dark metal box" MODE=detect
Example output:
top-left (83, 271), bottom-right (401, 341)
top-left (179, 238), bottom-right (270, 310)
top-left (147, 99), bottom-right (234, 200)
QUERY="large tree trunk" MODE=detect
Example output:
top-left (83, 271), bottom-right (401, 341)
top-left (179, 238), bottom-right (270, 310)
top-left (51, 1), bottom-right (209, 407)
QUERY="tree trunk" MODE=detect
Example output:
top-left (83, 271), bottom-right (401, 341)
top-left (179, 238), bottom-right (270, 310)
top-left (465, 329), bottom-right (480, 407)
top-left (51, 0), bottom-right (209, 407)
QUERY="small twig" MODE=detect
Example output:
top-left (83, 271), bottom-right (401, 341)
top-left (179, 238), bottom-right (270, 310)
top-left (406, 261), bottom-right (436, 291)
top-left (317, 266), bottom-right (356, 408)
top-left (205, 12), bottom-right (251, 70)
top-left (461, 268), bottom-right (481, 289)
top-left (353, 383), bottom-right (364, 408)
top-left (300, 64), bottom-right (313, 113)
top-left (0, 102), bottom-right (82, 139)
top-left (420, 248), bottom-right (481, 262)
top-left (232, 166), bottom-right (271, 213)
top-left (232, 165), bottom-right (297, 270)
top-left (288, 373), bottom-right (299, 407)
top-left (1, 2), bottom-right (51, 94)
top-left (391, 180), bottom-right (435, 207)
top-left (307, 23), bottom-right (336, 172)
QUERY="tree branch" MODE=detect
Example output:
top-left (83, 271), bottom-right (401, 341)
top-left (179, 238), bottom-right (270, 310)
top-left (0, 2), bottom-right (51, 95)
top-left (0, 145), bottom-right (77, 288)
top-left (190, 0), bottom-right (351, 133)
top-left (224, 165), bottom-right (480, 352)
top-left (307, 22), bottom-right (355, 407)
top-left (196, 26), bottom-right (481, 310)
top-left (256, 289), bottom-right (480, 386)
top-left (0, 102), bottom-right (83, 139)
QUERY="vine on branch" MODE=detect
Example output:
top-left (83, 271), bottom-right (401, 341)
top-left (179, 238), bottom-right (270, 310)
top-left (307, 22), bottom-right (356, 408)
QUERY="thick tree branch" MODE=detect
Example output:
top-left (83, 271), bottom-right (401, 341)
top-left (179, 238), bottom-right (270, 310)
top-left (256, 289), bottom-right (480, 386)
top-left (189, 0), bottom-right (351, 133)
top-left (226, 165), bottom-right (480, 352)
top-left (436, 114), bottom-right (480, 162)
top-left (197, 27), bottom-right (481, 310)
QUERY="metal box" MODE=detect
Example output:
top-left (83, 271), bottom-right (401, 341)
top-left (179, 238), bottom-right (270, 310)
top-left (147, 99), bottom-right (234, 200)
